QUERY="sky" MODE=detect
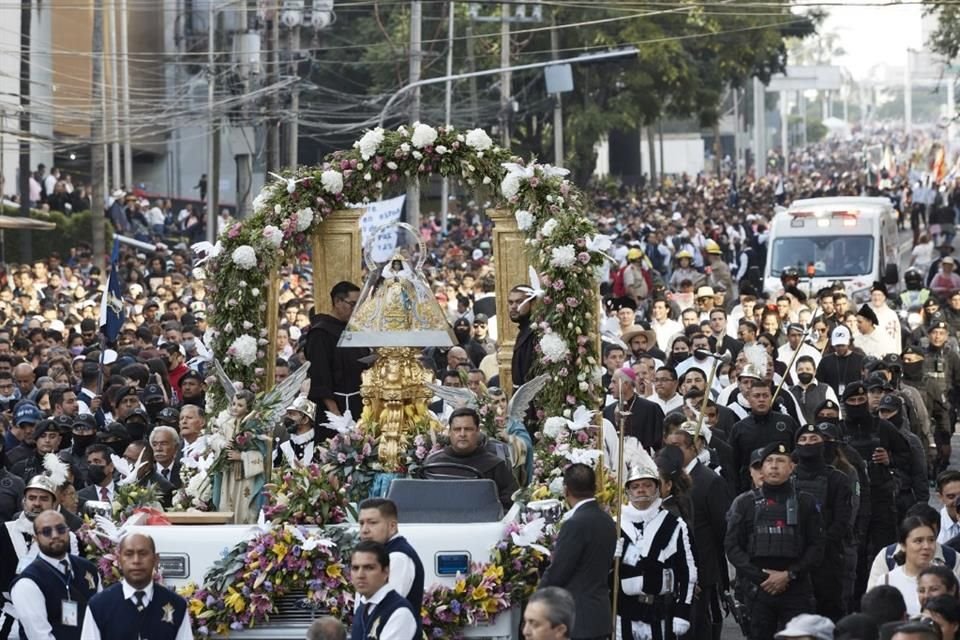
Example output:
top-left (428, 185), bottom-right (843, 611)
top-left (810, 1), bottom-right (924, 80)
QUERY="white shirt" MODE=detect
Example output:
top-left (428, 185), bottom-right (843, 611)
top-left (652, 318), bottom-right (683, 352)
top-left (278, 430), bottom-right (316, 468)
top-left (562, 497), bottom-right (596, 522)
top-left (94, 481), bottom-right (115, 503)
top-left (855, 328), bottom-right (889, 359)
top-left (939, 506), bottom-right (960, 544)
top-left (777, 342), bottom-right (822, 383)
top-left (11, 552), bottom-right (100, 640)
top-left (387, 534), bottom-right (416, 599)
top-left (650, 393), bottom-right (683, 415)
top-left (80, 580), bottom-right (194, 640)
top-left (871, 304), bottom-right (902, 356)
top-left (353, 584), bottom-right (417, 640)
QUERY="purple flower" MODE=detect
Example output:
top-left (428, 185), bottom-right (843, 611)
top-left (577, 252), bottom-right (590, 264)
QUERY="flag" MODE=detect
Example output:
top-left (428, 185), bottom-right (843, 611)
top-left (99, 238), bottom-right (125, 342)
top-left (933, 146), bottom-right (947, 184)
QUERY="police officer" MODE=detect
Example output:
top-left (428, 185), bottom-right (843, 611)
top-left (840, 381), bottom-right (912, 600)
top-left (792, 425), bottom-right (853, 621)
top-left (724, 442), bottom-right (824, 640)
top-left (876, 393), bottom-right (929, 522)
top-left (729, 380), bottom-right (799, 493)
top-left (923, 319), bottom-right (960, 475)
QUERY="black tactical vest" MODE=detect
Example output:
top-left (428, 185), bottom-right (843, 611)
top-left (748, 488), bottom-right (803, 559)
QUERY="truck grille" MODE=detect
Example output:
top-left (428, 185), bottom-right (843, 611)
top-left (270, 590), bottom-right (330, 624)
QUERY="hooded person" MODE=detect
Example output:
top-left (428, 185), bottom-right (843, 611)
top-left (877, 393), bottom-right (929, 522)
top-left (792, 424), bottom-right (853, 622)
top-left (451, 317), bottom-right (487, 368)
top-left (614, 440), bottom-right (696, 640)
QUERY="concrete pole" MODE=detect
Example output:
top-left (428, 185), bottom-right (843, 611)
top-left (288, 25), bottom-right (300, 168)
top-left (105, 0), bottom-right (121, 190)
top-left (91, 0), bottom-right (106, 271)
top-left (551, 14), bottom-right (563, 167)
top-left (440, 2), bottom-right (454, 234)
top-left (206, 2), bottom-right (217, 243)
top-left (500, 3), bottom-right (511, 147)
top-left (118, 0), bottom-right (132, 188)
top-left (753, 77), bottom-right (766, 178)
top-left (904, 51), bottom-right (913, 138)
top-left (780, 91), bottom-right (789, 169)
top-left (407, 0), bottom-right (422, 229)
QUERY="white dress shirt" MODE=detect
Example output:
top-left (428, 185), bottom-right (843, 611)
top-left (80, 580), bottom-right (193, 640)
top-left (939, 506), bottom-right (960, 544)
top-left (11, 552), bottom-right (100, 640)
top-left (353, 584), bottom-right (417, 640)
top-left (387, 534), bottom-right (416, 599)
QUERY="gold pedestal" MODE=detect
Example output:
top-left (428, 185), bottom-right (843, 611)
top-left (356, 347), bottom-right (439, 472)
top-left (311, 208), bottom-right (365, 316)
top-left (487, 208), bottom-right (531, 398)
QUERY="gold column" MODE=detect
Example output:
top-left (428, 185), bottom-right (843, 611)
top-left (487, 208), bottom-right (530, 397)
top-left (263, 263), bottom-right (280, 393)
top-left (311, 208), bottom-right (365, 315)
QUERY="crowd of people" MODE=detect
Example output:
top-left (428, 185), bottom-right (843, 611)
top-left (0, 127), bottom-right (958, 640)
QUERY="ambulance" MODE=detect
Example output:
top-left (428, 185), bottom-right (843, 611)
top-left (763, 196), bottom-right (901, 303)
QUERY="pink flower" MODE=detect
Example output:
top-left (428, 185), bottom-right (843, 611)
top-left (228, 223), bottom-right (241, 238)
top-left (552, 279), bottom-right (564, 290)
top-left (568, 297), bottom-right (581, 309)
top-left (577, 252), bottom-right (591, 264)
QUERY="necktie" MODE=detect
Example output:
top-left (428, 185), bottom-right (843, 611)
top-left (60, 559), bottom-right (72, 582)
top-left (161, 468), bottom-right (170, 480)
top-left (100, 487), bottom-right (109, 502)
top-left (134, 591), bottom-right (146, 612)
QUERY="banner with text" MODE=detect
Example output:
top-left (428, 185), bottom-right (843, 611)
top-left (358, 195), bottom-right (406, 263)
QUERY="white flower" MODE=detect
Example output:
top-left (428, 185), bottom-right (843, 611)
top-left (364, 172), bottom-right (372, 181)
top-left (231, 245), bottom-right (257, 270)
top-left (397, 125), bottom-right (409, 136)
top-left (548, 476), bottom-right (565, 497)
top-left (251, 288), bottom-right (260, 297)
top-left (501, 174), bottom-right (522, 199)
top-left (400, 142), bottom-right (411, 153)
top-left (242, 321), bottom-right (254, 330)
top-left (296, 207), bottom-right (314, 232)
top-left (412, 150), bottom-right (423, 160)
top-left (540, 333), bottom-right (570, 363)
top-left (541, 219), bottom-right (558, 237)
top-left (274, 204), bottom-right (282, 214)
top-left (357, 127), bottom-right (385, 160)
top-left (543, 417), bottom-right (568, 440)
top-left (564, 449), bottom-right (601, 466)
top-left (321, 169), bottom-right (343, 195)
top-left (465, 128), bottom-right (493, 151)
top-left (223, 322), bottom-right (233, 334)
top-left (515, 210), bottom-right (534, 231)
top-left (252, 188), bottom-right (271, 213)
top-left (435, 145), bottom-right (448, 155)
top-left (411, 123), bottom-right (438, 148)
top-left (386, 161), bottom-right (398, 171)
top-left (482, 176), bottom-right (492, 185)
top-left (550, 245), bottom-right (577, 268)
top-left (262, 225), bottom-right (283, 249)
top-left (227, 334), bottom-right (259, 366)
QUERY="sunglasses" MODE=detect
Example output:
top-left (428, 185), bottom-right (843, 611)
top-left (37, 524), bottom-right (69, 538)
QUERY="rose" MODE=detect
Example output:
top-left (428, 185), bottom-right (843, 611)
top-left (411, 123), bottom-right (438, 148)
top-left (320, 170), bottom-right (343, 195)
top-left (231, 246), bottom-right (257, 270)
top-left (435, 145), bottom-right (448, 155)
top-left (262, 225), bottom-right (283, 249)
top-left (465, 128), bottom-right (493, 151)
top-left (251, 188), bottom-right (272, 214)
top-left (542, 417), bottom-right (567, 440)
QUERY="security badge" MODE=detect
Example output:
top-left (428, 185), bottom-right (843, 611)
top-left (85, 572), bottom-right (97, 590)
top-left (161, 603), bottom-right (175, 624)
top-left (61, 600), bottom-right (78, 627)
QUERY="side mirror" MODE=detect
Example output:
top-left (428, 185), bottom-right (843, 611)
top-left (884, 263), bottom-right (899, 286)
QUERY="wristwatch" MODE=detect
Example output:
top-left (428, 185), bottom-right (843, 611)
top-left (787, 570), bottom-right (798, 582)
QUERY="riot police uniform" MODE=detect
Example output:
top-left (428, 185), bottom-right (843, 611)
top-left (725, 443), bottom-right (825, 640)
top-left (792, 424), bottom-right (853, 621)
top-left (922, 320), bottom-right (960, 474)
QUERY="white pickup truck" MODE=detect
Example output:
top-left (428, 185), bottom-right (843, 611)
top-left (131, 479), bottom-right (525, 640)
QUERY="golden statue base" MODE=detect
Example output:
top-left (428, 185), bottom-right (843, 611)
top-left (356, 347), bottom-right (441, 472)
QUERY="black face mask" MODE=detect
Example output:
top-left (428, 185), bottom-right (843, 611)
top-left (72, 434), bottom-right (96, 453)
top-left (823, 440), bottom-right (838, 461)
top-left (672, 352), bottom-right (690, 364)
top-left (87, 464), bottom-right (107, 485)
top-left (903, 361), bottom-right (924, 382)
top-left (454, 328), bottom-right (471, 343)
top-left (886, 412), bottom-right (904, 429)
top-left (145, 401), bottom-right (165, 420)
top-left (106, 440), bottom-right (128, 457)
top-left (816, 416), bottom-right (839, 426)
top-left (796, 442), bottom-right (825, 462)
top-left (844, 402), bottom-right (870, 422)
top-left (797, 372), bottom-right (815, 385)
top-left (283, 418), bottom-right (299, 433)
top-left (125, 422), bottom-right (147, 441)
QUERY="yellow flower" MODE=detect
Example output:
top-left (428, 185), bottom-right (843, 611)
top-left (531, 485), bottom-right (550, 501)
top-left (482, 598), bottom-right (499, 614)
top-left (178, 583), bottom-right (197, 597)
top-left (453, 579), bottom-right (466, 595)
top-left (325, 563), bottom-right (342, 579)
top-left (224, 587), bottom-right (246, 614)
top-left (483, 565), bottom-right (503, 581)
top-left (471, 586), bottom-right (488, 601)
top-left (188, 598), bottom-right (204, 617)
top-left (271, 542), bottom-right (288, 559)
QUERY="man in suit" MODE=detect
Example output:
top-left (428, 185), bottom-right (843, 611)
top-left (604, 368), bottom-right (665, 452)
top-left (122, 441), bottom-right (174, 509)
top-left (539, 463), bottom-right (617, 640)
top-left (81, 532), bottom-right (192, 639)
top-left (348, 540), bottom-right (417, 640)
top-left (149, 427), bottom-right (182, 489)
top-left (10, 509), bottom-right (100, 639)
top-left (664, 425), bottom-right (733, 640)
top-left (77, 445), bottom-right (118, 515)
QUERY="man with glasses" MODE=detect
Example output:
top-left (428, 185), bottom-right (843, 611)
top-left (305, 281), bottom-right (368, 425)
top-left (10, 509), bottom-right (100, 639)
top-left (650, 366), bottom-right (683, 414)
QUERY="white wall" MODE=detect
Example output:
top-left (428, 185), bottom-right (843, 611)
top-left (640, 134), bottom-right (705, 176)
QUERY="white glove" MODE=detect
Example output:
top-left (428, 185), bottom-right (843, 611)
top-left (672, 618), bottom-right (691, 636)
top-left (631, 621), bottom-right (653, 640)
top-left (614, 538), bottom-right (624, 559)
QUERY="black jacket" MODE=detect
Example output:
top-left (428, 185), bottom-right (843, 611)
top-left (512, 318), bottom-right (536, 390)
top-left (303, 313), bottom-right (369, 428)
top-left (0, 469), bottom-right (24, 521)
top-left (603, 396), bottom-right (665, 452)
top-left (540, 500), bottom-right (617, 638)
top-left (689, 461), bottom-right (733, 587)
top-left (729, 410), bottom-right (798, 493)
top-left (816, 351), bottom-right (865, 398)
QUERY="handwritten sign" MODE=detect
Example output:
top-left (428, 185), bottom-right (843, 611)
top-left (357, 195), bottom-right (406, 263)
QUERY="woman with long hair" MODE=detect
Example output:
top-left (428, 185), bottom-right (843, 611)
top-left (918, 565), bottom-right (960, 610)
top-left (867, 516), bottom-right (939, 615)
top-left (655, 444), bottom-right (694, 529)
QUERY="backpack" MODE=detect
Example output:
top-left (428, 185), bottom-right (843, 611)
top-left (884, 542), bottom-right (956, 570)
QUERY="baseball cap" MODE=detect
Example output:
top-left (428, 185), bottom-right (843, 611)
top-left (14, 402), bottom-right (42, 426)
top-left (749, 447), bottom-right (765, 468)
top-left (775, 614), bottom-right (834, 640)
top-left (33, 419), bottom-right (59, 440)
top-left (474, 313), bottom-right (489, 324)
top-left (141, 384), bottom-right (165, 403)
top-left (864, 372), bottom-right (891, 391)
top-left (842, 381), bottom-right (867, 401)
top-left (155, 407), bottom-right (180, 426)
top-left (830, 325), bottom-right (851, 346)
top-left (72, 415), bottom-right (98, 432)
top-left (178, 370), bottom-right (203, 388)
top-left (878, 394), bottom-right (903, 413)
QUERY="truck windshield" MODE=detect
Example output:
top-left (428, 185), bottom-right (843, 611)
top-left (770, 235), bottom-right (874, 277)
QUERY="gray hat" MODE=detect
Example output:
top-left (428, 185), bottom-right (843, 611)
top-left (775, 614), bottom-right (835, 640)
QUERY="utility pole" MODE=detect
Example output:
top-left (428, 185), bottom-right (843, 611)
top-left (265, 9), bottom-right (280, 175)
top-left (440, 2), bottom-right (454, 233)
top-left (646, 124), bottom-right (657, 188)
top-left (407, 0), bottom-right (422, 229)
top-left (550, 13), bottom-right (563, 167)
top-left (753, 76), bottom-right (766, 177)
top-left (207, 3), bottom-right (219, 243)
top-left (465, 18), bottom-right (479, 122)
top-left (499, 3), bottom-right (511, 147)
top-left (288, 24), bottom-right (300, 168)
top-left (105, 0), bottom-right (121, 190)
top-left (91, 0), bottom-right (106, 271)
top-left (118, 0), bottom-right (132, 188)
top-left (18, 0), bottom-right (32, 261)
top-left (904, 50), bottom-right (913, 140)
